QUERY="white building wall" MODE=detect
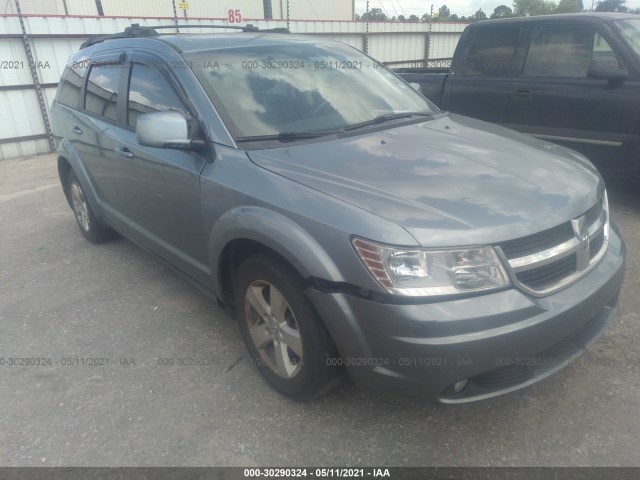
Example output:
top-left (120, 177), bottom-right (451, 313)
top-left (8, 0), bottom-right (355, 20)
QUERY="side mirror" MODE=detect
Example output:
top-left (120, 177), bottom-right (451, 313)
top-left (588, 57), bottom-right (628, 82)
top-left (136, 111), bottom-right (205, 150)
top-left (409, 82), bottom-right (421, 92)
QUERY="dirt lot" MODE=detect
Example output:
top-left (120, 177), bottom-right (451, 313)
top-left (1, 153), bottom-right (639, 467)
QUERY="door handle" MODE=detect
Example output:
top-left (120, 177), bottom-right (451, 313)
top-left (70, 126), bottom-right (83, 135)
top-left (511, 89), bottom-right (533, 99)
top-left (115, 147), bottom-right (134, 159)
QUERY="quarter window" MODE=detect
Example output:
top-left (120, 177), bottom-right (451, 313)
top-left (127, 63), bottom-right (186, 128)
top-left (84, 64), bottom-right (121, 121)
top-left (57, 68), bottom-right (83, 109)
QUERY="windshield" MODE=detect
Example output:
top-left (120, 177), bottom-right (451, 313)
top-left (616, 19), bottom-right (640, 59)
top-left (186, 41), bottom-right (438, 140)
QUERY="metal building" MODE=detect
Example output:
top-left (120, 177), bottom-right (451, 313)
top-left (6, 0), bottom-right (356, 21)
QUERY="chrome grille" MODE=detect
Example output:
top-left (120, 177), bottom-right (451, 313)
top-left (585, 200), bottom-right (604, 226)
top-left (589, 228), bottom-right (605, 257)
top-left (498, 194), bottom-right (609, 296)
top-left (515, 254), bottom-right (577, 291)
top-left (500, 223), bottom-right (574, 258)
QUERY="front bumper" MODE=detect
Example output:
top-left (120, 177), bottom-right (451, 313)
top-left (307, 224), bottom-right (626, 403)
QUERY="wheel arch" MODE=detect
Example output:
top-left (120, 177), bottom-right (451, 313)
top-left (210, 207), bottom-right (345, 307)
top-left (55, 139), bottom-right (104, 220)
top-left (57, 155), bottom-right (73, 207)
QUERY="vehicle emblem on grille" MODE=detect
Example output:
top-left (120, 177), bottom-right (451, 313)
top-left (571, 215), bottom-right (590, 270)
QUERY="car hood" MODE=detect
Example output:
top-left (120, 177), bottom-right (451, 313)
top-left (246, 114), bottom-right (603, 247)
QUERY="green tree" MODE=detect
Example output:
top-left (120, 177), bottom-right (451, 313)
top-left (595, 0), bottom-right (628, 11)
top-left (438, 5), bottom-right (451, 19)
top-left (362, 7), bottom-right (388, 21)
top-left (421, 12), bottom-right (431, 21)
top-left (556, 0), bottom-right (584, 12)
top-left (408, 14), bottom-right (420, 21)
top-left (473, 8), bottom-right (488, 20)
top-left (490, 4), bottom-right (514, 17)
top-left (514, 0), bottom-right (557, 15)
top-left (450, 13), bottom-right (460, 20)
top-left (397, 14), bottom-right (406, 21)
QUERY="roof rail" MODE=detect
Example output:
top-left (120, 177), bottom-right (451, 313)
top-left (80, 23), bottom-right (290, 49)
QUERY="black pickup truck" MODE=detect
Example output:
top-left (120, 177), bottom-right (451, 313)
top-left (396, 13), bottom-right (640, 176)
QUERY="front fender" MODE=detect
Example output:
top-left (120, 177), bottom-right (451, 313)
top-left (209, 206), bottom-right (345, 297)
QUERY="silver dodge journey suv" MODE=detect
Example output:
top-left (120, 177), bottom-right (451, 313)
top-left (50, 24), bottom-right (625, 402)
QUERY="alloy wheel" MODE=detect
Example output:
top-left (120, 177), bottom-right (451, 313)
top-left (70, 179), bottom-right (90, 232)
top-left (244, 280), bottom-right (304, 379)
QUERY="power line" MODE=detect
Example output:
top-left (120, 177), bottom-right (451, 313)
top-left (387, 1), bottom-right (400, 18)
top-left (377, 0), bottom-right (391, 17)
top-left (305, 0), bottom-right (320, 19)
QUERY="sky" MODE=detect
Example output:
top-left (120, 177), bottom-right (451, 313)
top-left (354, 0), bottom-right (640, 18)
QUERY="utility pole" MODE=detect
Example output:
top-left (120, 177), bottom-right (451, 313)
top-left (171, 0), bottom-right (180, 32)
top-left (425, 4), bottom-right (433, 68)
top-left (364, 0), bottom-right (369, 54)
top-left (14, 0), bottom-right (55, 152)
top-left (286, 0), bottom-right (290, 30)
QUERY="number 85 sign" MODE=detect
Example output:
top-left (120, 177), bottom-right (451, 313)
top-left (228, 9), bottom-right (242, 23)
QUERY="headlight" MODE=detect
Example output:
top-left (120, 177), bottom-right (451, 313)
top-left (352, 237), bottom-right (509, 297)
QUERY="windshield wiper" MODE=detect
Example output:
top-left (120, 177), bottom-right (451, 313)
top-left (235, 130), bottom-right (341, 143)
top-left (342, 112), bottom-right (435, 132)
top-left (234, 113), bottom-right (435, 143)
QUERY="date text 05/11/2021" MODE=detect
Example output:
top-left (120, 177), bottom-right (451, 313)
top-left (243, 468), bottom-right (391, 477)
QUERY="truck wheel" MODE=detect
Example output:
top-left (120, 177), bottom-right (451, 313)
top-left (67, 170), bottom-right (114, 243)
top-left (234, 253), bottom-right (343, 400)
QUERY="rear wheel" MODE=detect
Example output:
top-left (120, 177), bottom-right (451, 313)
top-left (67, 170), bottom-right (114, 243)
top-left (234, 253), bottom-right (343, 400)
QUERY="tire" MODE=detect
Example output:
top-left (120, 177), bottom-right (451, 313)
top-left (234, 253), bottom-right (343, 400)
top-left (67, 170), bottom-right (114, 244)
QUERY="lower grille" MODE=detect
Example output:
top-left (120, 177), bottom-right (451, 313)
top-left (473, 365), bottom-right (528, 389)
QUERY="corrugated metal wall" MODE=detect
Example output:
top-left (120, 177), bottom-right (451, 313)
top-left (0, 14), bottom-right (466, 160)
top-left (7, 0), bottom-right (355, 21)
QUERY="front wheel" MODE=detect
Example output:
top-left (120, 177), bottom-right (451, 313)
top-left (234, 253), bottom-right (343, 400)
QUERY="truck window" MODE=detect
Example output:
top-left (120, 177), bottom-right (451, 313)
top-left (615, 19), bottom-right (640, 59)
top-left (463, 25), bottom-right (521, 77)
top-left (84, 64), bottom-right (121, 122)
top-left (127, 63), bottom-right (186, 128)
top-left (522, 25), bottom-right (622, 78)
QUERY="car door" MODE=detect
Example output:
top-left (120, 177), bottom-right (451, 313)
top-left (112, 53), bottom-right (210, 284)
top-left (73, 51), bottom-right (130, 215)
top-left (504, 22), bottom-right (639, 173)
top-left (444, 23), bottom-right (524, 124)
